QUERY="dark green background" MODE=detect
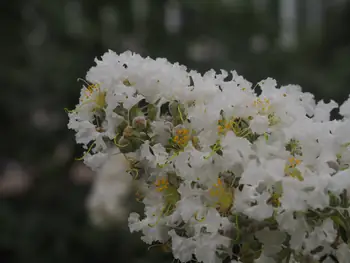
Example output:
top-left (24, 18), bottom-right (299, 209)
top-left (1, 0), bottom-right (349, 262)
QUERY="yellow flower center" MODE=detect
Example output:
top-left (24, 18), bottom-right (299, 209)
top-left (269, 192), bottom-right (281, 207)
top-left (172, 128), bottom-right (190, 147)
top-left (288, 157), bottom-right (302, 168)
top-left (285, 157), bottom-right (304, 181)
top-left (217, 117), bottom-right (252, 139)
top-left (123, 126), bottom-right (134, 138)
top-left (217, 119), bottom-right (234, 135)
top-left (79, 83), bottom-right (106, 110)
top-left (155, 178), bottom-right (169, 192)
top-left (209, 178), bottom-right (224, 195)
top-left (123, 79), bottom-right (133, 86)
top-left (84, 84), bottom-right (99, 99)
top-left (253, 98), bottom-right (271, 112)
top-left (209, 178), bottom-right (234, 213)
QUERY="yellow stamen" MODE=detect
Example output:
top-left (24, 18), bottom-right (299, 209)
top-left (285, 157), bottom-right (304, 181)
top-left (270, 193), bottom-right (281, 207)
top-left (288, 157), bottom-right (302, 168)
top-left (123, 79), bottom-right (132, 86)
top-left (155, 178), bottom-right (169, 192)
top-left (209, 178), bottom-right (234, 213)
top-left (253, 98), bottom-right (270, 113)
top-left (85, 84), bottom-right (99, 98)
top-left (172, 128), bottom-right (190, 147)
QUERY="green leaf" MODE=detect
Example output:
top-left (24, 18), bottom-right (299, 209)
top-left (169, 101), bottom-right (186, 125)
top-left (147, 104), bottom-right (158, 121)
top-left (339, 225), bottom-right (348, 243)
top-left (129, 105), bottom-right (143, 121)
top-left (164, 186), bottom-right (180, 206)
top-left (289, 168), bottom-right (304, 181)
top-left (331, 215), bottom-right (347, 229)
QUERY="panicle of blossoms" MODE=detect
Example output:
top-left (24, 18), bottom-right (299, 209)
top-left (67, 50), bottom-right (350, 263)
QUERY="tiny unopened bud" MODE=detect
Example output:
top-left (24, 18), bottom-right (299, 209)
top-left (123, 126), bottom-right (134, 137)
top-left (132, 116), bottom-right (147, 130)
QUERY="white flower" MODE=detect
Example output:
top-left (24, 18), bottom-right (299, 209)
top-left (192, 208), bottom-right (231, 234)
top-left (340, 96), bottom-right (350, 118)
top-left (128, 205), bottom-right (170, 244)
top-left (87, 153), bottom-right (132, 224)
top-left (194, 233), bottom-right (231, 263)
top-left (336, 243), bottom-right (350, 263)
top-left (140, 141), bottom-right (169, 168)
top-left (240, 160), bottom-right (264, 186)
top-left (280, 179), bottom-right (307, 212)
top-left (244, 192), bottom-right (273, 220)
top-left (68, 117), bottom-right (99, 145)
top-left (128, 212), bottom-right (142, 231)
top-left (276, 210), bottom-right (307, 235)
top-left (334, 121), bottom-right (350, 145)
top-left (151, 120), bottom-right (172, 145)
top-left (83, 152), bottom-right (108, 171)
top-left (259, 77), bottom-right (277, 96)
top-left (68, 50), bottom-right (350, 263)
top-left (304, 218), bottom-right (337, 253)
top-left (221, 131), bottom-right (253, 164)
top-left (176, 196), bottom-right (205, 223)
top-left (169, 230), bottom-right (196, 262)
top-left (328, 168), bottom-right (350, 194)
top-left (313, 100), bottom-right (338, 122)
top-left (249, 115), bottom-right (269, 134)
top-left (261, 158), bottom-right (286, 185)
top-left (233, 185), bottom-right (257, 213)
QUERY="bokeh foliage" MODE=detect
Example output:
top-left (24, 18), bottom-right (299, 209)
top-left (1, 0), bottom-right (349, 262)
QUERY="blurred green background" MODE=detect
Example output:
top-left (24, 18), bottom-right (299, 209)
top-left (1, 0), bottom-right (350, 262)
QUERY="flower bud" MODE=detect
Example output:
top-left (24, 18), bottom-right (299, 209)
top-left (132, 116), bottom-right (147, 130)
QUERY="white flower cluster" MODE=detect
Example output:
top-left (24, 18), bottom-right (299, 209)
top-left (67, 50), bottom-right (350, 263)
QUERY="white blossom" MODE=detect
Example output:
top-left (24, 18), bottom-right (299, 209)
top-left (67, 50), bottom-right (350, 263)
